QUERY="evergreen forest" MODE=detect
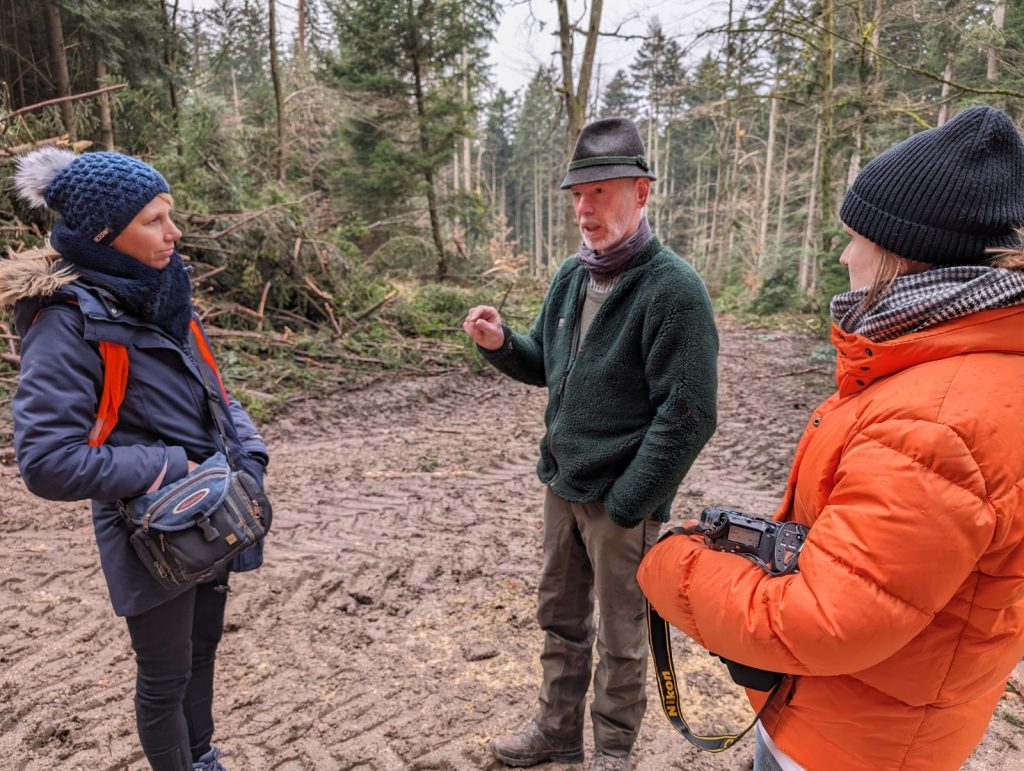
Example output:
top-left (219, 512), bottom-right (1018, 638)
top-left (0, 0), bottom-right (1021, 400)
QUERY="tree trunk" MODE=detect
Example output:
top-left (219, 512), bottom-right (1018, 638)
top-left (800, 119), bottom-right (823, 295)
top-left (476, 143), bottom-right (484, 196)
top-left (692, 161), bottom-right (704, 264)
top-left (453, 141), bottom-right (460, 191)
top-left (8, 0), bottom-right (26, 107)
top-left (269, 0), bottom-right (286, 183)
top-left (557, 0), bottom-right (603, 254)
top-left (758, 89), bottom-right (779, 265)
top-left (721, 119), bottom-right (742, 287)
top-left (231, 67), bottom-right (242, 127)
top-left (533, 152), bottom-right (542, 275)
top-left (806, 0), bottom-right (836, 296)
top-left (96, 59), bottom-right (114, 150)
top-left (462, 47), bottom-right (472, 193)
top-left (706, 143), bottom-right (725, 288)
top-left (546, 160), bottom-right (554, 270)
top-left (408, 11), bottom-right (446, 278)
top-left (296, 0), bottom-right (307, 65)
top-left (663, 119), bottom-right (674, 238)
top-left (45, 3), bottom-right (75, 141)
top-left (938, 51), bottom-right (955, 126)
top-left (160, 1), bottom-right (182, 169)
top-left (774, 125), bottom-right (791, 255)
top-left (988, 2), bottom-right (1006, 81)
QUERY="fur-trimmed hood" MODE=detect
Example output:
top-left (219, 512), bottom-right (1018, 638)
top-left (0, 247), bottom-right (79, 308)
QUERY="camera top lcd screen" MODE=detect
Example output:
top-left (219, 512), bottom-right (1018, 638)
top-left (727, 525), bottom-right (761, 548)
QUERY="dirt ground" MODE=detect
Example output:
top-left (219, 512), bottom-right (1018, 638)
top-left (2, 315), bottom-right (1024, 770)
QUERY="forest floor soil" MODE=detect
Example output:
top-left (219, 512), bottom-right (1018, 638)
top-left (2, 315), bottom-right (1024, 770)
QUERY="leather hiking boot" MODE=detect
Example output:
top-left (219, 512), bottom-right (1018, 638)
top-left (586, 750), bottom-right (633, 771)
top-left (491, 721), bottom-right (584, 767)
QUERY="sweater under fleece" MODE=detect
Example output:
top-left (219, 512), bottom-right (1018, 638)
top-left (482, 236), bottom-right (718, 527)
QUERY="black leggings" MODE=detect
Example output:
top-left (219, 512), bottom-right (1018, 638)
top-left (124, 581), bottom-right (228, 771)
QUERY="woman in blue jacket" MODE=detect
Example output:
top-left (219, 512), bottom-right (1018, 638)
top-left (6, 148), bottom-right (270, 771)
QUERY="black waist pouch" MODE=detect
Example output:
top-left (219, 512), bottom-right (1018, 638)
top-left (120, 451), bottom-right (272, 590)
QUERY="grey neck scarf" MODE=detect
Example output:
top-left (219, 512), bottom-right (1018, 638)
top-left (830, 265), bottom-right (1024, 342)
top-left (577, 216), bottom-right (652, 281)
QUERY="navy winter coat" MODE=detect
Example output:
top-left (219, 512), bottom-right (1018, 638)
top-left (5, 254), bottom-right (268, 617)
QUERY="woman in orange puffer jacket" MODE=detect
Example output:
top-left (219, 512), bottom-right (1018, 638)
top-left (638, 104), bottom-right (1024, 771)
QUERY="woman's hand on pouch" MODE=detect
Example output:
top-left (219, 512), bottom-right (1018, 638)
top-left (145, 459), bottom-right (197, 493)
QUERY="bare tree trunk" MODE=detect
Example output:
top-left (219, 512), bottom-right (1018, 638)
top-left (462, 48), bottom-right (472, 193)
top-left (663, 120), bottom-right (673, 238)
top-left (96, 59), bottom-right (114, 150)
top-left (938, 52), bottom-right (955, 126)
top-left (800, 119), bottom-right (823, 295)
top-left (8, 0), bottom-right (26, 107)
top-left (806, 0), bottom-right (836, 296)
top-left (758, 89), bottom-right (779, 265)
top-left (701, 165), bottom-right (714, 274)
top-left (721, 119), bottom-right (742, 286)
top-left (453, 141), bottom-right (460, 192)
top-left (476, 144), bottom-right (484, 196)
top-left (499, 170), bottom-right (507, 225)
top-left (547, 162), bottom-right (554, 271)
top-left (269, 0), bottom-right (286, 183)
top-left (988, 2), bottom-right (1006, 81)
top-left (557, 0), bottom-right (603, 254)
top-left (775, 125), bottom-right (791, 255)
top-left (296, 0), bottom-right (306, 65)
top-left (231, 67), bottom-right (242, 127)
top-left (534, 153), bottom-right (544, 275)
top-left (692, 161), bottom-right (703, 262)
top-left (45, 3), bottom-right (75, 141)
top-left (160, 1), bottom-right (182, 169)
top-left (707, 145), bottom-right (725, 288)
top-left (407, 10), bottom-right (446, 279)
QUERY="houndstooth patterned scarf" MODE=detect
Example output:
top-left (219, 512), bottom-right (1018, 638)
top-left (830, 266), bottom-right (1024, 342)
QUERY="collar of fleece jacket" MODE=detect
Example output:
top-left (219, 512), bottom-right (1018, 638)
top-left (830, 304), bottom-right (1024, 397)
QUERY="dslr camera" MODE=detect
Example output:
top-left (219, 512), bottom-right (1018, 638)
top-left (694, 506), bottom-right (808, 576)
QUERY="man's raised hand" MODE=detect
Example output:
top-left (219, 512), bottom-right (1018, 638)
top-left (463, 305), bottom-right (505, 351)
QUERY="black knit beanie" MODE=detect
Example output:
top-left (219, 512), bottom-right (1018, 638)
top-left (840, 105), bottom-right (1024, 265)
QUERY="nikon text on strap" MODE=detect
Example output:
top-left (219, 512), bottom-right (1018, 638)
top-left (647, 601), bottom-right (786, 752)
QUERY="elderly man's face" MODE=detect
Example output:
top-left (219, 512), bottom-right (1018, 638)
top-left (570, 177), bottom-right (649, 252)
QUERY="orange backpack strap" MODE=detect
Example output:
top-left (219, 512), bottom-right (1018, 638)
top-left (30, 300), bottom-right (130, 448)
top-left (87, 341), bottom-right (129, 447)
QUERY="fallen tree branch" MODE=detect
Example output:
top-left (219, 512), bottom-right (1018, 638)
top-left (303, 273), bottom-right (333, 301)
top-left (1, 84), bottom-right (128, 127)
top-left (0, 135), bottom-right (90, 158)
top-left (202, 192), bottom-right (321, 240)
top-left (351, 290), bottom-right (398, 323)
top-left (257, 281), bottom-right (272, 319)
top-left (191, 264), bottom-right (229, 284)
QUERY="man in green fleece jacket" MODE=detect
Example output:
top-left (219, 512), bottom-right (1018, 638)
top-left (463, 117), bottom-right (718, 771)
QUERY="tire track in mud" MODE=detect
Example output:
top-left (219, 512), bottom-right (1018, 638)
top-left (2, 317), bottom-right (1023, 769)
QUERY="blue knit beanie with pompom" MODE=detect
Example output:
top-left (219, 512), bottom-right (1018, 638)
top-left (14, 148), bottom-right (169, 245)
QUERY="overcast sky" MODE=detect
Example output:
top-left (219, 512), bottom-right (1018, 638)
top-left (489, 0), bottom-right (728, 96)
top-left (184, 0), bottom-right (730, 97)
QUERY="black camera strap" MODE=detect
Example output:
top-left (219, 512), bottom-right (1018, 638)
top-left (647, 601), bottom-right (786, 752)
top-left (188, 325), bottom-right (239, 471)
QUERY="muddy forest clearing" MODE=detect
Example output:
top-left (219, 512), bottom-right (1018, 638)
top-left (2, 317), bottom-right (1024, 770)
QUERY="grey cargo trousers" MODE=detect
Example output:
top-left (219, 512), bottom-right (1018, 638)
top-left (535, 487), bottom-right (661, 754)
